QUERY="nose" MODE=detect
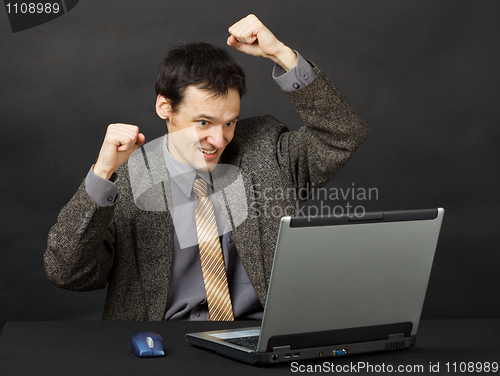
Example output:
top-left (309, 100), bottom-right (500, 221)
top-left (206, 126), bottom-right (226, 148)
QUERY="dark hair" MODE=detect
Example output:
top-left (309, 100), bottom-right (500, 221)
top-left (155, 42), bottom-right (246, 112)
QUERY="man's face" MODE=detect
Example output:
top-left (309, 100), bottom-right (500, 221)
top-left (162, 86), bottom-right (240, 172)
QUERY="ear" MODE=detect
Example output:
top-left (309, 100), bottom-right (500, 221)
top-left (156, 95), bottom-right (172, 120)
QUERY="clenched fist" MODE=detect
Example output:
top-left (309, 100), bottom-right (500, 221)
top-left (93, 123), bottom-right (145, 180)
top-left (227, 14), bottom-right (297, 71)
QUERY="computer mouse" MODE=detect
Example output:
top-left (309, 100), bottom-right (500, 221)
top-left (129, 331), bottom-right (166, 357)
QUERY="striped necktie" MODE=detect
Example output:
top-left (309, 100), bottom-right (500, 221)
top-left (193, 178), bottom-right (234, 321)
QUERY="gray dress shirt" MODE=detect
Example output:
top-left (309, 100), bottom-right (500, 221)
top-left (84, 52), bottom-right (317, 320)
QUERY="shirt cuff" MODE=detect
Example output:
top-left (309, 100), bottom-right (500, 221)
top-left (85, 165), bottom-right (119, 207)
top-left (272, 51), bottom-right (317, 91)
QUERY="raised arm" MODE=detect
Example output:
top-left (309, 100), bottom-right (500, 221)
top-left (44, 123), bottom-right (144, 290)
top-left (227, 14), bottom-right (369, 194)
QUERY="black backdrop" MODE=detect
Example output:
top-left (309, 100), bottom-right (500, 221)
top-left (1, 0), bottom-right (499, 327)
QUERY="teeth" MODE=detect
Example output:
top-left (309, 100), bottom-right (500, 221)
top-left (201, 149), bottom-right (217, 155)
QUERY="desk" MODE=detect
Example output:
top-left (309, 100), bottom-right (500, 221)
top-left (0, 320), bottom-right (499, 375)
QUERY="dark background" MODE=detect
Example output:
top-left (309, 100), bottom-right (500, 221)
top-left (1, 0), bottom-right (499, 328)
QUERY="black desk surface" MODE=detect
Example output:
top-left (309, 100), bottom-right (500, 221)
top-left (0, 320), bottom-right (499, 375)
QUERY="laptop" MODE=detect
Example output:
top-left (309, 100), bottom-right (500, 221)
top-left (185, 208), bottom-right (445, 365)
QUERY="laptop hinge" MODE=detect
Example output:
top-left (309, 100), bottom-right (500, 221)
top-left (272, 345), bottom-right (291, 352)
top-left (388, 333), bottom-right (406, 339)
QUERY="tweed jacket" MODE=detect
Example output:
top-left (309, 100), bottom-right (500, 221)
top-left (44, 63), bottom-right (370, 321)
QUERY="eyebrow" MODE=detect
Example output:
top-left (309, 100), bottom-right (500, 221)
top-left (196, 114), bottom-right (240, 122)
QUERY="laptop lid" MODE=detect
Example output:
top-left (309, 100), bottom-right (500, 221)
top-left (257, 208), bottom-right (444, 353)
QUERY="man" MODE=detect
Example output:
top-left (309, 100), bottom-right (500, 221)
top-left (44, 15), bottom-right (370, 321)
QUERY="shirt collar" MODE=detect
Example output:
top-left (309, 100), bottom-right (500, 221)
top-left (162, 135), bottom-right (212, 198)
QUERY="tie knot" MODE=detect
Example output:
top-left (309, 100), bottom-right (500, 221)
top-left (193, 178), bottom-right (208, 198)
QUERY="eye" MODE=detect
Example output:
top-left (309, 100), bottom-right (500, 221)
top-left (226, 121), bottom-right (236, 127)
top-left (198, 120), bottom-right (208, 126)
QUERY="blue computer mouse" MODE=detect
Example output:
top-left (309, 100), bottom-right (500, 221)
top-left (129, 331), bottom-right (166, 357)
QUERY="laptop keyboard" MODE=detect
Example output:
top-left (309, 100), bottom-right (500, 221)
top-left (224, 335), bottom-right (259, 350)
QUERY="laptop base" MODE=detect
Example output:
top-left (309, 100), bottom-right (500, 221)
top-left (186, 329), bottom-right (416, 366)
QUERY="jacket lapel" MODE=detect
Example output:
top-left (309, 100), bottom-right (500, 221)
top-left (128, 137), bottom-right (174, 320)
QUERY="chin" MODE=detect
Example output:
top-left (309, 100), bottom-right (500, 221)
top-left (207, 164), bottom-right (219, 172)
top-left (202, 162), bottom-right (219, 172)
top-left (192, 154), bottom-right (222, 172)
top-left (191, 161), bottom-right (215, 172)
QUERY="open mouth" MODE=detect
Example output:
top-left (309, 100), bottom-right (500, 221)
top-left (200, 148), bottom-right (217, 155)
top-left (198, 148), bottom-right (220, 160)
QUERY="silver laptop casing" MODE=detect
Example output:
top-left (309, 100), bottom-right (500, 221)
top-left (186, 208), bottom-right (444, 365)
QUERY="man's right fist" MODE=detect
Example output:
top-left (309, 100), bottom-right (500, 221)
top-left (93, 123), bottom-right (145, 180)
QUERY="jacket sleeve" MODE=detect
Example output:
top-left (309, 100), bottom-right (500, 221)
top-left (44, 180), bottom-right (116, 291)
top-left (277, 61), bottom-right (370, 195)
